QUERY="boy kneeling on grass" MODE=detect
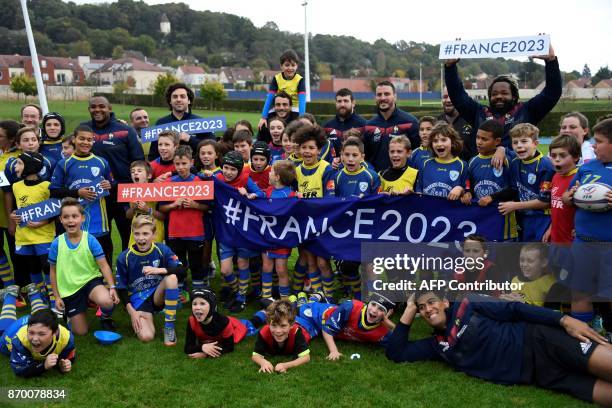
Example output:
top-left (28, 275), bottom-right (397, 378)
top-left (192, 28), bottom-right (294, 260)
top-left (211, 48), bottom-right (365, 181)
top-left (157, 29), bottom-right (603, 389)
top-left (116, 215), bottom-right (183, 346)
top-left (49, 198), bottom-right (119, 335)
top-left (252, 300), bottom-right (310, 373)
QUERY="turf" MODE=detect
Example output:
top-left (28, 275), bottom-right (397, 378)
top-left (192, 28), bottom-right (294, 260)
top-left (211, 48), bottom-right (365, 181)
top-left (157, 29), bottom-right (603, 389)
top-left (0, 99), bottom-right (596, 407)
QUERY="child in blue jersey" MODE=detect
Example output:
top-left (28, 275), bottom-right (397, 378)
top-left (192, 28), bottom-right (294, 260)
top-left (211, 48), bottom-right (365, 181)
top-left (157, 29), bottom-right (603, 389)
top-left (0, 307), bottom-right (75, 378)
top-left (268, 117), bottom-right (285, 163)
top-left (335, 137), bottom-right (379, 299)
top-left (498, 123), bottom-right (553, 242)
top-left (49, 125), bottom-right (114, 264)
top-left (379, 136), bottom-right (419, 195)
top-left (260, 160), bottom-right (298, 306)
top-left (416, 123), bottom-right (467, 200)
top-left (294, 125), bottom-right (336, 299)
top-left (49, 198), bottom-right (119, 336)
top-left (300, 114), bottom-right (336, 164)
top-left (125, 161), bottom-right (165, 247)
top-left (61, 133), bottom-right (74, 159)
top-left (461, 120), bottom-right (518, 240)
top-left (563, 118), bottom-right (612, 331)
top-left (216, 152), bottom-right (264, 312)
top-left (10, 152), bottom-right (57, 310)
top-left (410, 116), bottom-right (435, 170)
top-left (258, 49), bottom-right (306, 130)
top-left (252, 300), bottom-right (310, 373)
top-left (40, 112), bottom-right (65, 171)
top-left (116, 216), bottom-right (183, 346)
top-left (159, 145), bottom-right (209, 299)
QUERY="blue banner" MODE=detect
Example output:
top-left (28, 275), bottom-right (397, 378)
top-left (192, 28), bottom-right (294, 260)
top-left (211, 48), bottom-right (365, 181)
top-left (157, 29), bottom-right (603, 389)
top-left (212, 181), bottom-right (506, 262)
top-left (141, 117), bottom-right (227, 143)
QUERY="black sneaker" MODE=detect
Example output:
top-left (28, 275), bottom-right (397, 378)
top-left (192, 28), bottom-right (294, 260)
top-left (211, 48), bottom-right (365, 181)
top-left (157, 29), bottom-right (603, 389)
top-left (100, 317), bottom-right (116, 331)
top-left (228, 299), bottom-right (246, 313)
top-left (260, 297), bottom-right (275, 308)
top-left (220, 286), bottom-right (233, 303)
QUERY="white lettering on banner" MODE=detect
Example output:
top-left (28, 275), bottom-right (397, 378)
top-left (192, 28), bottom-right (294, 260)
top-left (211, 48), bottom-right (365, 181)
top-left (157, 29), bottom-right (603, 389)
top-left (439, 35), bottom-right (550, 59)
top-left (141, 117), bottom-right (227, 143)
top-left (221, 198), bottom-right (479, 247)
top-left (117, 182), bottom-right (213, 202)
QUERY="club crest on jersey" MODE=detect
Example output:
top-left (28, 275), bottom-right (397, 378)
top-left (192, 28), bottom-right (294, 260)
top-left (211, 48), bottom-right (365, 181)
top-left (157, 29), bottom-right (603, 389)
top-left (449, 170), bottom-right (459, 181)
top-left (152, 260), bottom-right (160, 267)
top-left (108, 133), bottom-right (114, 139)
top-left (527, 173), bottom-right (536, 185)
top-left (359, 182), bottom-right (368, 192)
top-left (493, 167), bottom-right (503, 178)
top-left (38, 166), bottom-right (47, 177)
top-left (91, 167), bottom-right (100, 177)
top-left (373, 128), bottom-right (381, 142)
top-left (329, 129), bottom-right (337, 136)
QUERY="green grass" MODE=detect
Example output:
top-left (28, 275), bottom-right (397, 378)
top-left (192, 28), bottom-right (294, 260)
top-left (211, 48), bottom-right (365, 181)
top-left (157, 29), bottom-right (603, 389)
top-left (0, 98), bottom-right (596, 407)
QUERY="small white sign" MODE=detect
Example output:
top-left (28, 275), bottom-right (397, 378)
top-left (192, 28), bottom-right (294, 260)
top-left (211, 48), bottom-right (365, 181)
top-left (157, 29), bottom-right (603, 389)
top-left (439, 35), bottom-right (550, 59)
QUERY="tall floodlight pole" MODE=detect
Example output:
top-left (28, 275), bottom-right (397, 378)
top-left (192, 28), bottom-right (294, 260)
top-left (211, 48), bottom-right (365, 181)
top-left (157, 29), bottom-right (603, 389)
top-left (302, 1), bottom-right (311, 102)
top-left (19, 0), bottom-right (48, 114)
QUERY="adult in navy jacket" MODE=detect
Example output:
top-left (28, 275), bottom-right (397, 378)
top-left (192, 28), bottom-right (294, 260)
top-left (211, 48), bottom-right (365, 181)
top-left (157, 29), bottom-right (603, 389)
top-left (148, 83), bottom-right (214, 161)
top-left (444, 45), bottom-right (562, 151)
top-left (387, 291), bottom-right (612, 405)
top-left (83, 96), bottom-right (144, 249)
top-left (363, 81), bottom-right (419, 171)
top-left (323, 88), bottom-right (367, 165)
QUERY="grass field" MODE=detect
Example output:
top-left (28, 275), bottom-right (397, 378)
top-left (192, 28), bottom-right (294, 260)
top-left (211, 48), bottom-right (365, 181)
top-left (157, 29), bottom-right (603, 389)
top-left (0, 98), bottom-right (596, 407)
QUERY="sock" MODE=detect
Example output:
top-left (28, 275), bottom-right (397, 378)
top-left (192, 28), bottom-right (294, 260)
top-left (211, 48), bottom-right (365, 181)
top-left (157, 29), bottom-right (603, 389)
top-left (164, 288), bottom-right (179, 329)
top-left (571, 311), bottom-right (594, 323)
top-left (261, 269), bottom-right (273, 299)
top-left (100, 306), bottom-right (114, 319)
top-left (322, 274), bottom-right (334, 298)
top-left (223, 273), bottom-right (238, 291)
top-left (292, 262), bottom-right (307, 292)
top-left (238, 268), bottom-right (250, 296)
top-left (192, 280), bottom-right (206, 290)
top-left (0, 291), bottom-right (17, 333)
top-left (250, 268), bottom-right (261, 297)
top-left (28, 290), bottom-right (47, 314)
top-left (346, 272), bottom-right (361, 300)
top-left (0, 256), bottom-right (14, 287)
top-left (279, 285), bottom-right (290, 299)
top-left (309, 269), bottom-right (322, 292)
top-left (43, 273), bottom-right (55, 309)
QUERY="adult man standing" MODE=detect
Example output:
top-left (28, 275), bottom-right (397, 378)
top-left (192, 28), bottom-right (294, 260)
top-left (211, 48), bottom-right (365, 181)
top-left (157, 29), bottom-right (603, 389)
top-left (387, 291), bottom-right (612, 405)
top-left (444, 46), bottom-right (561, 150)
top-left (20, 104), bottom-right (42, 136)
top-left (257, 91), bottom-right (299, 144)
top-left (82, 95), bottom-right (144, 250)
top-left (323, 88), bottom-right (367, 158)
top-left (363, 81), bottom-right (419, 171)
top-left (438, 87), bottom-right (475, 160)
top-left (129, 107), bottom-right (151, 156)
top-left (148, 83), bottom-right (214, 160)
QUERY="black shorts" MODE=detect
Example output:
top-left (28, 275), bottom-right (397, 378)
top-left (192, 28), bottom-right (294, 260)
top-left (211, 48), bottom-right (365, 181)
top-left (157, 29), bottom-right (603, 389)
top-left (62, 277), bottom-right (105, 318)
top-left (521, 324), bottom-right (598, 402)
top-left (136, 295), bottom-right (164, 314)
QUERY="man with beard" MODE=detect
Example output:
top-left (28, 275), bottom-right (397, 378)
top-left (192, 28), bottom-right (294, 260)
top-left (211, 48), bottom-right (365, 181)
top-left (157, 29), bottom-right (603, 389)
top-left (323, 88), bottom-right (367, 162)
top-left (444, 45), bottom-right (561, 151)
top-left (438, 87), bottom-right (476, 160)
top-left (148, 83), bottom-right (214, 160)
top-left (129, 108), bottom-right (151, 156)
top-left (363, 81), bottom-right (419, 171)
top-left (81, 96), bottom-right (144, 250)
top-left (257, 91), bottom-right (299, 144)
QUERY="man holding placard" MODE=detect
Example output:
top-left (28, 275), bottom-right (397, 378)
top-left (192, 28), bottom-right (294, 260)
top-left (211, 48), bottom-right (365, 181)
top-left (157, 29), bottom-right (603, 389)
top-left (148, 83), bottom-right (214, 161)
top-left (443, 39), bottom-right (561, 152)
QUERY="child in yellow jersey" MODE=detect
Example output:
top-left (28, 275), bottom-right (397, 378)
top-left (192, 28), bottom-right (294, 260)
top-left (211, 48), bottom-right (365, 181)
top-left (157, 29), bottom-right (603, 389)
top-left (0, 120), bottom-right (19, 289)
top-left (10, 152), bottom-right (56, 310)
top-left (294, 125), bottom-right (336, 300)
top-left (379, 136), bottom-right (419, 195)
top-left (126, 161), bottom-right (165, 247)
top-left (501, 243), bottom-right (557, 307)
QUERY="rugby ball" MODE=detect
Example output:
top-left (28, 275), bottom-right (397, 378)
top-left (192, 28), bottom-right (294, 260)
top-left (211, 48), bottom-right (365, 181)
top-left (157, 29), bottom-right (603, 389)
top-left (573, 183), bottom-right (611, 212)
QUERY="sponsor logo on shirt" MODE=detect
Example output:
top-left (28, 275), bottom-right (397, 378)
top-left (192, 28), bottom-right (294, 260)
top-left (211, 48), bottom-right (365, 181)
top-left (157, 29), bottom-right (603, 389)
top-left (527, 173), bottom-right (536, 185)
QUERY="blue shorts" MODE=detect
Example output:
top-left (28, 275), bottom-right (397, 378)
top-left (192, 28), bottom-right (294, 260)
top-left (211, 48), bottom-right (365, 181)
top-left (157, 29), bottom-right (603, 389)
top-left (0, 315), bottom-right (29, 355)
top-left (567, 239), bottom-right (612, 300)
top-left (294, 302), bottom-right (333, 339)
top-left (519, 214), bottom-right (551, 242)
top-left (204, 212), bottom-right (215, 242)
top-left (62, 277), bottom-right (105, 318)
top-left (15, 243), bottom-right (50, 256)
top-left (218, 243), bottom-right (258, 261)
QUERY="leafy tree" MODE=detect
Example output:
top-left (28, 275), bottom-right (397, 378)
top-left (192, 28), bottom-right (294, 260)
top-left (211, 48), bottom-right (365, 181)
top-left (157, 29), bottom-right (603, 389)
top-left (70, 40), bottom-right (92, 57)
top-left (592, 66), bottom-right (611, 86)
top-left (133, 34), bottom-right (156, 57)
top-left (112, 45), bottom-right (125, 60)
top-left (10, 75), bottom-right (38, 101)
top-left (582, 64), bottom-right (591, 78)
top-left (151, 73), bottom-right (178, 99)
top-left (200, 82), bottom-right (226, 109)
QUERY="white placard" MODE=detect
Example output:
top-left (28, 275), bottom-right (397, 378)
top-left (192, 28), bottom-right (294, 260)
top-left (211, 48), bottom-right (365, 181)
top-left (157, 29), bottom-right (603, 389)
top-left (439, 35), bottom-right (550, 59)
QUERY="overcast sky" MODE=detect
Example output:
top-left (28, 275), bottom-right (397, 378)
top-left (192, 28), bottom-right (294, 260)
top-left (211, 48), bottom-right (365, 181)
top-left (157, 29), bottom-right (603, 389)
top-left (71, 0), bottom-right (611, 74)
